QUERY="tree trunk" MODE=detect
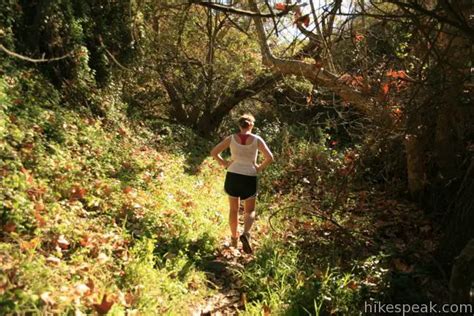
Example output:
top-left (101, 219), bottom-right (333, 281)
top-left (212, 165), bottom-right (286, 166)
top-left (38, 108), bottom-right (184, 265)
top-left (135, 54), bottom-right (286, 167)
top-left (248, 0), bottom-right (383, 117)
top-left (404, 133), bottom-right (427, 198)
top-left (449, 238), bottom-right (474, 303)
top-left (435, 0), bottom-right (474, 262)
top-left (195, 73), bottom-right (282, 137)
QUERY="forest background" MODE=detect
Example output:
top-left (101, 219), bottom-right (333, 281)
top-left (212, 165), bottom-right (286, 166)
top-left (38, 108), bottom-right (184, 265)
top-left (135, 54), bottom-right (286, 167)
top-left (0, 0), bottom-right (473, 314)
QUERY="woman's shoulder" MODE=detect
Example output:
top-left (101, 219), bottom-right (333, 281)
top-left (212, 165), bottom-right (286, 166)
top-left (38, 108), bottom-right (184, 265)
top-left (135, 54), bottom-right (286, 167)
top-left (253, 134), bottom-right (271, 147)
top-left (251, 133), bottom-right (264, 144)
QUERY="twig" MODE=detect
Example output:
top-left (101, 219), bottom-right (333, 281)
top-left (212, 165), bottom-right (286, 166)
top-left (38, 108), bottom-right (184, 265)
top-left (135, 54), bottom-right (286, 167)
top-left (97, 37), bottom-right (131, 71)
top-left (102, 47), bottom-right (130, 71)
top-left (224, 13), bottom-right (251, 37)
top-left (0, 44), bottom-right (74, 63)
top-left (190, 0), bottom-right (295, 18)
top-left (264, 0), bottom-right (279, 37)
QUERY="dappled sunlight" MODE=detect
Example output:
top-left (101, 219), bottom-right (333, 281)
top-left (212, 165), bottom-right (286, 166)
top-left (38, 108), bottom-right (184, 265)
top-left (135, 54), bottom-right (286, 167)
top-left (1, 0), bottom-right (472, 314)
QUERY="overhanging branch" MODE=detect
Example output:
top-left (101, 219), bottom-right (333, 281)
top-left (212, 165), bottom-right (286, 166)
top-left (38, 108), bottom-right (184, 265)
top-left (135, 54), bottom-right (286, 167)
top-left (0, 44), bottom-right (74, 63)
top-left (248, 0), bottom-right (379, 115)
top-left (190, 0), bottom-right (293, 18)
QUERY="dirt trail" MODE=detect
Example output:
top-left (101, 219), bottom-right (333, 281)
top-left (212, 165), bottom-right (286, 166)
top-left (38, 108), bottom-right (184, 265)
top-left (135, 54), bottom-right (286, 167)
top-left (192, 212), bottom-right (265, 315)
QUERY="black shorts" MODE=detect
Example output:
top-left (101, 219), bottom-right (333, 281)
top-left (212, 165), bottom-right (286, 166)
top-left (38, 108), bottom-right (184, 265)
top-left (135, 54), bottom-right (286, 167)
top-left (224, 172), bottom-right (257, 200)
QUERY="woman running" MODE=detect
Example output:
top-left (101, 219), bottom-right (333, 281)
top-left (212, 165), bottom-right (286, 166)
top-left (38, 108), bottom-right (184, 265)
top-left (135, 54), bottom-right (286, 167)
top-left (210, 114), bottom-right (273, 254)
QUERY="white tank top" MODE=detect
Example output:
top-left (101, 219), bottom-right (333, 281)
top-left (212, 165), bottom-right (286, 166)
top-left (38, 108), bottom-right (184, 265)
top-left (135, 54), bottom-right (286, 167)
top-left (227, 134), bottom-right (259, 176)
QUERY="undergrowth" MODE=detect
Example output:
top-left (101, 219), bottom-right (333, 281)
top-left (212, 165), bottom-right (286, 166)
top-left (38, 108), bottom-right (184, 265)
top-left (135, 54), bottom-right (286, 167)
top-left (0, 69), bottom-right (228, 314)
top-left (0, 68), bottom-right (443, 315)
top-left (237, 121), bottom-right (443, 315)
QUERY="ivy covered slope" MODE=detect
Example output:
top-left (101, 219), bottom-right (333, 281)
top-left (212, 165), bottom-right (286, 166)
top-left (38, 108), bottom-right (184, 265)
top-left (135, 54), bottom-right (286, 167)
top-left (0, 69), bottom-right (228, 314)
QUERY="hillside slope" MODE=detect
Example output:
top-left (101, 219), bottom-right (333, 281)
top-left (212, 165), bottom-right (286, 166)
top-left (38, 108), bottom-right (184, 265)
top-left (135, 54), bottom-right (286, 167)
top-left (0, 70), bottom-right (230, 314)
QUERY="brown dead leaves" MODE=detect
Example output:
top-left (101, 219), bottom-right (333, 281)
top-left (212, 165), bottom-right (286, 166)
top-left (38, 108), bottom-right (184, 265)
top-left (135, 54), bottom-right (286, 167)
top-left (392, 258), bottom-right (414, 273)
top-left (37, 280), bottom-right (120, 313)
top-left (34, 201), bottom-right (47, 227)
top-left (3, 222), bottom-right (16, 233)
top-left (70, 185), bottom-right (87, 202)
top-left (93, 294), bottom-right (115, 314)
top-left (56, 235), bottom-right (70, 250)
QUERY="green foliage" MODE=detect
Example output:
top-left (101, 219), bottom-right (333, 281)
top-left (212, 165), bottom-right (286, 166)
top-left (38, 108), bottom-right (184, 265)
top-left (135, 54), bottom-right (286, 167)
top-left (1, 1), bottom-right (457, 311)
top-left (0, 69), bottom-right (228, 313)
top-left (239, 237), bottom-right (373, 315)
top-left (1, 0), bottom-right (135, 86)
top-left (257, 122), bottom-right (352, 208)
top-left (123, 4), bottom-right (263, 131)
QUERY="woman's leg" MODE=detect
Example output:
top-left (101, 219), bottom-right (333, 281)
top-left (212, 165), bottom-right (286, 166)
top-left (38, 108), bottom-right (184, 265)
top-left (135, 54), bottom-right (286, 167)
top-left (243, 197), bottom-right (256, 235)
top-left (228, 196), bottom-right (240, 238)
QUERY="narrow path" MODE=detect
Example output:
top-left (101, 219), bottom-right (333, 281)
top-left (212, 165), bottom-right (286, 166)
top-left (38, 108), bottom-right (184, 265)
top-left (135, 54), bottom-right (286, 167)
top-left (192, 248), bottom-right (249, 315)
top-left (192, 211), bottom-right (265, 315)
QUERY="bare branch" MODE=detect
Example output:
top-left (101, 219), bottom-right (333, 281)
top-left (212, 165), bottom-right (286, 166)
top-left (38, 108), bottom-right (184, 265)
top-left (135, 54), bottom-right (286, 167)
top-left (97, 36), bottom-right (132, 71)
top-left (386, 0), bottom-right (474, 40)
top-left (0, 44), bottom-right (74, 63)
top-left (264, 0), bottom-right (279, 36)
top-left (190, 0), bottom-right (293, 18)
top-left (223, 13), bottom-right (251, 36)
top-left (248, 0), bottom-right (380, 116)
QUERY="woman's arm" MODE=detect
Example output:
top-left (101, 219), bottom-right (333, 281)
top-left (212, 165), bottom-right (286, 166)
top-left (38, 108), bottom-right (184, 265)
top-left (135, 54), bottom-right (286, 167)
top-left (256, 137), bottom-right (274, 173)
top-left (210, 136), bottom-right (232, 168)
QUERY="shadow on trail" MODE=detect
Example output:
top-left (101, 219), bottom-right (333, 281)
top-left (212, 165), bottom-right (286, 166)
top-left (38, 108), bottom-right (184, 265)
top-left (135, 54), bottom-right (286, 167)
top-left (181, 140), bottom-right (212, 175)
top-left (152, 232), bottom-right (248, 313)
top-left (153, 232), bottom-right (217, 269)
top-left (141, 117), bottom-right (214, 175)
top-left (251, 191), bottom-right (447, 315)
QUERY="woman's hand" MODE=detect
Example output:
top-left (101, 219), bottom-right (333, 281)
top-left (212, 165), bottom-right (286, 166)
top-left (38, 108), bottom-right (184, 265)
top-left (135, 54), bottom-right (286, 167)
top-left (210, 136), bottom-right (232, 168)
top-left (255, 164), bottom-right (263, 173)
top-left (222, 160), bottom-right (233, 168)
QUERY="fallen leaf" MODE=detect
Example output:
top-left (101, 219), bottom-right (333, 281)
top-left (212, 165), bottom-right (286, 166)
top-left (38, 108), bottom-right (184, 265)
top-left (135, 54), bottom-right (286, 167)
top-left (74, 283), bottom-right (91, 296)
top-left (386, 69), bottom-right (408, 79)
top-left (80, 234), bottom-right (92, 247)
top-left (34, 209), bottom-right (47, 227)
top-left (296, 14), bottom-right (310, 27)
top-left (70, 185), bottom-right (86, 201)
top-left (346, 280), bottom-right (358, 290)
top-left (57, 235), bottom-right (70, 250)
top-left (93, 294), bottom-right (114, 314)
top-left (355, 33), bottom-right (365, 42)
top-left (274, 2), bottom-right (287, 10)
top-left (27, 187), bottom-right (46, 200)
top-left (3, 222), bottom-right (16, 233)
top-left (40, 291), bottom-right (56, 305)
top-left (392, 258), bottom-right (414, 273)
top-left (118, 127), bottom-right (128, 137)
top-left (86, 278), bottom-right (95, 293)
top-left (381, 83), bottom-right (390, 95)
top-left (46, 255), bottom-right (61, 265)
top-left (103, 185), bottom-right (112, 196)
top-left (263, 304), bottom-right (271, 315)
